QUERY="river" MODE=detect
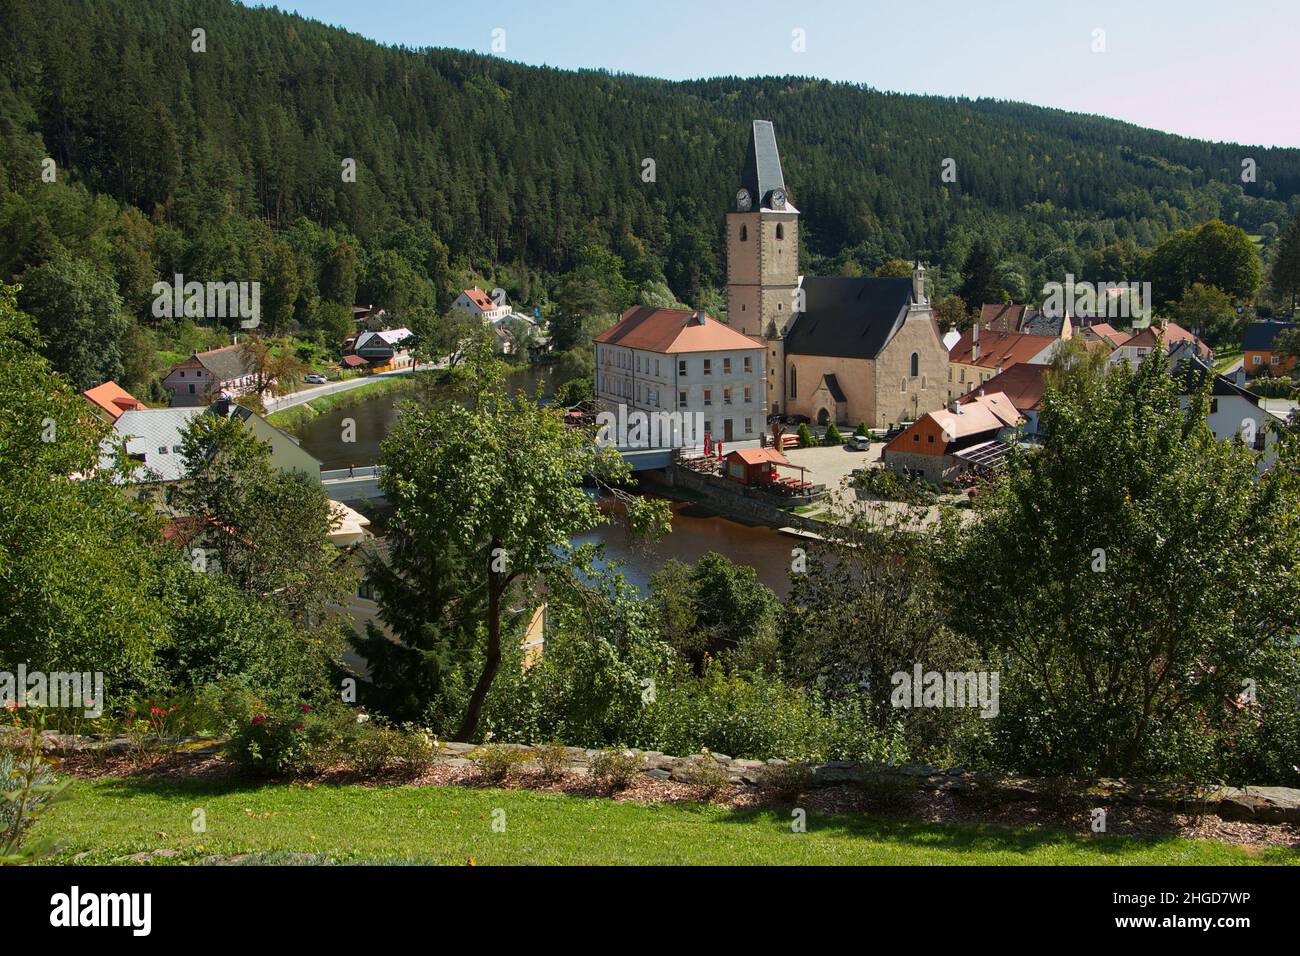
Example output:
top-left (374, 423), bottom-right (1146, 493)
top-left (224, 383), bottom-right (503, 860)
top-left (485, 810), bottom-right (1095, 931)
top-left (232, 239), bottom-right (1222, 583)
top-left (291, 365), bottom-right (795, 595)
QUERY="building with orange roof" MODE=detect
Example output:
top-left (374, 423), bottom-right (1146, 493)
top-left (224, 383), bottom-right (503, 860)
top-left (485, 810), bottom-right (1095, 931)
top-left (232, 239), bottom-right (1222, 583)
top-left (80, 381), bottom-right (146, 422)
top-left (1106, 321), bottom-right (1211, 372)
top-left (957, 363), bottom-right (1050, 437)
top-left (883, 391), bottom-right (1025, 483)
top-left (946, 323), bottom-right (1059, 402)
top-left (451, 286), bottom-right (511, 323)
top-left (594, 306), bottom-right (767, 444)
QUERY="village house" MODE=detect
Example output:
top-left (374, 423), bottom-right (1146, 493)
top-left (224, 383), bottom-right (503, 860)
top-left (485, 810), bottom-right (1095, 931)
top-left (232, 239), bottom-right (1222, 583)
top-left (726, 120), bottom-right (949, 429)
top-left (1176, 354), bottom-right (1284, 470)
top-left (1076, 321), bottom-right (1129, 351)
top-left (958, 363), bottom-right (1050, 439)
top-left (345, 327), bottom-right (414, 371)
top-left (977, 303), bottom-right (1074, 340)
top-left (162, 342), bottom-right (264, 407)
top-left (101, 399), bottom-right (321, 508)
top-left (946, 322), bottom-right (1059, 402)
top-left (80, 381), bottom-right (146, 422)
top-left (1242, 319), bottom-right (1296, 377)
top-left (882, 391), bottom-right (1024, 484)
top-left (451, 286), bottom-right (512, 323)
top-left (594, 306), bottom-right (767, 444)
top-left (1106, 321), bottom-right (1210, 372)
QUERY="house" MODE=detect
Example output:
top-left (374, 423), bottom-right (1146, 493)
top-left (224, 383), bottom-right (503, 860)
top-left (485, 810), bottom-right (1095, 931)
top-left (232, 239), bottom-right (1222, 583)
top-left (726, 120), bottom-right (949, 429)
top-left (882, 391), bottom-right (1024, 484)
top-left (1242, 320), bottom-right (1296, 377)
top-left (594, 306), bottom-right (767, 444)
top-left (451, 286), bottom-right (512, 323)
top-left (946, 323), bottom-right (1058, 402)
top-left (977, 303), bottom-right (1073, 340)
top-left (162, 342), bottom-right (263, 407)
top-left (1106, 322), bottom-right (1210, 372)
top-left (101, 399), bottom-right (321, 500)
top-left (725, 446), bottom-right (791, 485)
top-left (958, 363), bottom-right (1050, 438)
top-left (349, 328), bottom-right (414, 370)
top-left (351, 304), bottom-right (387, 328)
top-left (81, 381), bottom-right (145, 422)
top-left (1076, 321), bottom-right (1129, 351)
top-left (1176, 355), bottom-right (1283, 470)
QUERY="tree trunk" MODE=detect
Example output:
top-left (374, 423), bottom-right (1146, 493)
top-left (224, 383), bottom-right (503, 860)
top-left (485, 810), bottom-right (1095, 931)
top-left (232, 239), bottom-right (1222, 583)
top-left (454, 567), bottom-right (502, 742)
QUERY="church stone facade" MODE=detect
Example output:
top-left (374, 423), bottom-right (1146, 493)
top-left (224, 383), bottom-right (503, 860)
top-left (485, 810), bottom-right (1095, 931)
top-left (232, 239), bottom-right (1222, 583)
top-left (725, 120), bottom-right (949, 429)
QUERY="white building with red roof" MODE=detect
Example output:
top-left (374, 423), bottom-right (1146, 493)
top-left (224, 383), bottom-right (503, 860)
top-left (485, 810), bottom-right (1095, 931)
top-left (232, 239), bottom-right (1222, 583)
top-left (594, 306), bottom-right (767, 443)
top-left (451, 286), bottom-right (512, 323)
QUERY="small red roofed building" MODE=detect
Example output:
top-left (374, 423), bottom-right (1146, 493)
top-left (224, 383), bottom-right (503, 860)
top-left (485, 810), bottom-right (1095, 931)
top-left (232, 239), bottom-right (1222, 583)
top-left (451, 286), bottom-right (512, 323)
top-left (946, 322), bottom-right (1058, 402)
top-left (1106, 321), bottom-right (1210, 372)
top-left (957, 363), bottom-right (1049, 438)
top-left (81, 381), bottom-right (146, 422)
top-left (882, 391), bottom-right (1024, 483)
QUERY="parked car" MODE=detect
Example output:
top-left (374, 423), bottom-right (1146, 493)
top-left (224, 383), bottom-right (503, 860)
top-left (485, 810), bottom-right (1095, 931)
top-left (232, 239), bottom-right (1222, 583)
top-left (848, 434), bottom-right (871, 451)
top-left (303, 373), bottom-right (328, 384)
top-left (883, 421), bottom-right (914, 442)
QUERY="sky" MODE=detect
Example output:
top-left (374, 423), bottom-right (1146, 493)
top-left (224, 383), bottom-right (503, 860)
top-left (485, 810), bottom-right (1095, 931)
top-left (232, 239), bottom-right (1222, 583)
top-left (269, 0), bottom-right (1300, 149)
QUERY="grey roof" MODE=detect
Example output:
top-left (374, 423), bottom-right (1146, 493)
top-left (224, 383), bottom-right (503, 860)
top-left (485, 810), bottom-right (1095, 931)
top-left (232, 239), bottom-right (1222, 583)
top-left (741, 120), bottom-right (786, 208)
top-left (1242, 320), bottom-right (1294, 351)
top-left (784, 277), bottom-right (914, 360)
top-left (1021, 310), bottom-right (1067, 337)
top-left (1176, 353), bottom-right (1260, 405)
top-left (195, 345), bottom-right (254, 382)
top-left (101, 407), bottom-right (203, 482)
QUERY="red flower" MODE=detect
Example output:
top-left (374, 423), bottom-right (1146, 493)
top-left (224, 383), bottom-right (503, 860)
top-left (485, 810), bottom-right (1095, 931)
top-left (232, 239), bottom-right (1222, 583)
top-left (299, 704), bottom-right (311, 714)
top-left (252, 714), bottom-right (267, 725)
top-left (150, 706), bottom-right (165, 716)
top-left (294, 722), bottom-right (304, 731)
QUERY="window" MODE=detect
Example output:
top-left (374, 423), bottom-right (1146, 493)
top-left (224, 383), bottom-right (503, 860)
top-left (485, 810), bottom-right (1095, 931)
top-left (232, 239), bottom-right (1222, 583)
top-left (158, 446), bottom-right (168, 455)
top-left (703, 359), bottom-right (712, 375)
top-left (789, 365), bottom-right (797, 398)
top-left (744, 356), bottom-right (753, 373)
top-left (948, 367), bottom-right (953, 381)
top-left (910, 352), bottom-right (920, 377)
top-left (703, 388), bottom-right (712, 406)
top-left (704, 421), bottom-right (712, 435)
top-left (1253, 355), bottom-right (1262, 365)
top-left (960, 369), bottom-right (966, 382)
top-left (740, 225), bottom-right (748, 241)
top-left (655, 359), bottom-right (660, 376)
top-left (679, 359), bottom-right (687, 376)
top-left (927, 434), bottom-right (935, 443)
top-left (723, 387), bottom-right (732, 405)
top-left (1271, 355), bottom-right (1280, 365)
top-left (743, 385), bottom-right (752, 403)
top-left (744, 418), bottom-right (753, 433)
top-left (636, 355), bottom-right (641, 372)
top-left (678, 391), bottom-right (687, 409)
top-left (723, 357), bottom-right (732, 374)
top-left (188, 384), bottom-right (196, 394)
top-left (913, 433), bottom-right (919, 442)
top-left (775, 224), bottom-right (784, 240)
top-left (901, 378), bottom-right (906, 392)
top-left (179, 371), bottom-right (185, 377)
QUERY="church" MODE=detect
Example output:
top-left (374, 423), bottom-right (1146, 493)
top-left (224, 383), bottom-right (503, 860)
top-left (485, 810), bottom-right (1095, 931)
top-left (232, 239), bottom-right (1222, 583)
top-left (726, 120), bottom-right (949, 429)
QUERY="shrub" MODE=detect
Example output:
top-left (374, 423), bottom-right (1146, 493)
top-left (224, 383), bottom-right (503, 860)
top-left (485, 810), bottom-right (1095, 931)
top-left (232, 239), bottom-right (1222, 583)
top-left (348, 722), bottom-right (436, 775)
top-left (759, 761), bottom-right (814, 800)
top-left (797, 423), bottom-right (814, 448)
top-left (1, 716), bottom-right (68, 863)
top-left (824, 423), bottom-right (844, 445)
top-left (472, 744), bottom-right (530, 783)
top-left (589, 749), bottom-right (643, 791)
top-left (854, 422), bottom-right (869, 437)
top-left (677, 753), bottom-right (731, 798)
top-left (226, 701), bottom-right (352, 777)
top-left (857, 771), bottom-right (919, 810)
top-left (535, 742), bottom-right (568, 780)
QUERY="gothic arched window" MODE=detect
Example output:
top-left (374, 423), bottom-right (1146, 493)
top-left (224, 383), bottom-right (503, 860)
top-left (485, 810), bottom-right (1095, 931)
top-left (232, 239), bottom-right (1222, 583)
top-left (775, 224), bottom-right (784, 240)
top-left (789, 365), bottom-right (797, 399)
top-left (910, 352), bottom-right (920, 377)
top-left (740, 225), bottom-right (748, 242)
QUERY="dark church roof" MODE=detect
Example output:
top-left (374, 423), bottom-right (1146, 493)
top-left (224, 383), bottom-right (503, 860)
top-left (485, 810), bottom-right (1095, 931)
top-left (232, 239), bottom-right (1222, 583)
top-left (741, 120), bottom-right (787, 209)
top-left (784, 277), bottom-right (914, 360)
top-left (820, 374), bottom-right (846, 402)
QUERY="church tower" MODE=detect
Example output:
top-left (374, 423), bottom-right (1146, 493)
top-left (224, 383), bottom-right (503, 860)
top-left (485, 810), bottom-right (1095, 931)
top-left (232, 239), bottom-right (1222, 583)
top-left (726, 120), bottom-right (799, 414)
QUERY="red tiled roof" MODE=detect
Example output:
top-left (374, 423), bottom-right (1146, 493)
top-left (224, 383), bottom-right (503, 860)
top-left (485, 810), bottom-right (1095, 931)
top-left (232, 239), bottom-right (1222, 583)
top-left (594, 306), bottom-right (764, 354)
top-left (1119, 322), bottom-right (1208, 356)
top-left (728, 447), bottom-right (791, 466)
top-left (931, 391), bottom-right (1024, 440)
top-left (948, 328), bottom-right (1057, 370)
top-left (958, 363), bottom-right (1049, 412)
top-left (978, 303), bottom-right (1029, 333)
top-left (81, 381), bottom-right (145, 419)
top-left (1080, 322), bottom-right (1128, 349)
top-left (341, 354), bottom-right (368, 367)
top-left (463, 287), bottom-right (495, 310)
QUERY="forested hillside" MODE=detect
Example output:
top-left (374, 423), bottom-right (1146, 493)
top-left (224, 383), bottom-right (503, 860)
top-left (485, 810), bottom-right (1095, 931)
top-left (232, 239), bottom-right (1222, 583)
top-left (2, 0), bottom-right (1299, 392)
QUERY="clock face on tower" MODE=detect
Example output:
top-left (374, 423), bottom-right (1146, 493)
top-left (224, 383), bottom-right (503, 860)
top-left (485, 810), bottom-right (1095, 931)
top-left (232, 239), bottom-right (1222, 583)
top-left (735, 189), bottom-right (752, 212)
top-left (771, 188), bottom-right (787, 209)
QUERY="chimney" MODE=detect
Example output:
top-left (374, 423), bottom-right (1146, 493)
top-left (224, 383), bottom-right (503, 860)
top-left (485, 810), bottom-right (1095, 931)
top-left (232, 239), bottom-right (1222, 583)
top-left (971, 320), bottom-right (981, 363)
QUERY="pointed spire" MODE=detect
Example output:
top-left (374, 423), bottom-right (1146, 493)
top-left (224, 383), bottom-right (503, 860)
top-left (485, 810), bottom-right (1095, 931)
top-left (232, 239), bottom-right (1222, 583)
top-left (740, 120), bottom-right (786, 209)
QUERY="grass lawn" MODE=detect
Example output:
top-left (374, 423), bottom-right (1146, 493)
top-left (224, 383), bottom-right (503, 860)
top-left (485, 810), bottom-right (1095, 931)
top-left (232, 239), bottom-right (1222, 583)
top-left (39, 777), bottom-right (1297, 866)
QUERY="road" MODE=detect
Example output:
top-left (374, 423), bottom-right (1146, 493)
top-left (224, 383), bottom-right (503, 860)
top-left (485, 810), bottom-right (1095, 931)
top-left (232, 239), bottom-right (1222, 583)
top-left (265, 360), bottom-right (445, 414)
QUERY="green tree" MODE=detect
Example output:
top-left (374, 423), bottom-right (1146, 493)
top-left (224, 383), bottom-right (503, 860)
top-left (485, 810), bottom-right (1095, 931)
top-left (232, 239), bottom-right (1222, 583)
top-left (18, 252), bottom-right (130, 389)
top-left (957, 240), bottom-right (1000, 310)
top-left (376, 341), bottom-right (669, 740)
top-left (1269, 210), bottom-right (1300, 312)
top-left (1172, 282), bottom-right (1238, 346)
top-left (947, 346), bottom-right (1300, 778)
